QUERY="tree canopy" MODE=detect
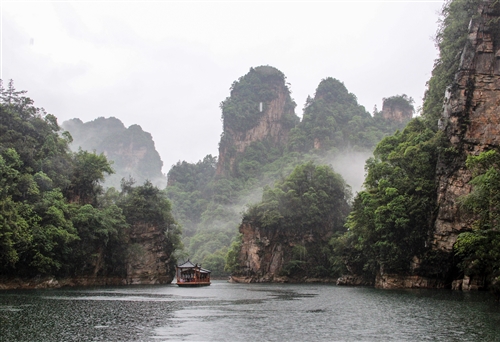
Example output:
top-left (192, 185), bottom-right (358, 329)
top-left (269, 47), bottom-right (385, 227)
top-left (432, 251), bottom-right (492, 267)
top-left (0, 81), bottom-right (181, 279)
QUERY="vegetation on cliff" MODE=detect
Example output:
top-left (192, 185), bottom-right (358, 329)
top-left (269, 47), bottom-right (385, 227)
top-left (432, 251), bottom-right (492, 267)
top-left (455, 150), bottom-right (500, 289)
top-left (62, 117), bottom-right (166, 189)
top-left (337, 120), bottom-right (441, 277)
top-left (422, 0), bottom-right (481, 128)
top-left (229, 162), bottom-right (351, 279)
top-left (334, 0), bottom-right (489, 284)
top-left (0, 82), bottom-right (181, 281)
top-left (244, 162), bottom-right (350, 234)
top-left (167, 67), bottom-right (415, 277)
top-left (289, 78), bottom-right (410, 153)
top-left (220, 66), bottom-right (298, 134)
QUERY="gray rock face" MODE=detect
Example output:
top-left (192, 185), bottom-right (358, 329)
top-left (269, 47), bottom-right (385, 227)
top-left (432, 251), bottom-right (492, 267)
top-left (126, 223), bottom-right (175, 285)
top-left (434, 1), bottom-right (500, 253)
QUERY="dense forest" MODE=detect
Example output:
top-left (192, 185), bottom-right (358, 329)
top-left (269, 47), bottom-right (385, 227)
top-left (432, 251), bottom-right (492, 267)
top-left (3, 0), bottom-right (497, 291)
top-left (334, 0), bottom-right (500, 290)
top-left (167, 67), bottom-right (413, 276)
top-left (173, 0), bottom-right (500, 287)
top-left (0, 80), bottom-right (181, 282)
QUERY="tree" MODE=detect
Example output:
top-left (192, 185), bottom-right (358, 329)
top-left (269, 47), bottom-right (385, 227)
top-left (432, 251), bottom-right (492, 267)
top-left (67, 150), bottom-right (114, 205)
top-left (240, 162), bottom-right (351, 278)
top-left (454, 150), bottom-right (500, 283)
top-left (339, 119), bottom-right (440, 276)
top-left (119, 180), bottom-right (182, 271)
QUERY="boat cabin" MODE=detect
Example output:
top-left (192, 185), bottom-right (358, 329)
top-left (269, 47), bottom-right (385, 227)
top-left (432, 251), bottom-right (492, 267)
top-left (175, 260), bottom-right (211, 286)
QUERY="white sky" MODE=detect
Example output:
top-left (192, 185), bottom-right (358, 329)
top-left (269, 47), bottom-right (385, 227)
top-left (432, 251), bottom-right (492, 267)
top-left (1, 0), bottom-right (445, 174)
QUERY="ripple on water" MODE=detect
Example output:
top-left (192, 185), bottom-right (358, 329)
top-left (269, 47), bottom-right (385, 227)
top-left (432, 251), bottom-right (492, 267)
top-left (1, 282), bottom-right (500, 341)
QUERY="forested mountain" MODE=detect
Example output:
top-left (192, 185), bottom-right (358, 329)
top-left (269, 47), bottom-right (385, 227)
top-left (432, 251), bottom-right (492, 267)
top-left (0, 82), bottom-right (181, 288)
top-left (229, 162), bottom-right (351, 282)
top-left (62, 117), bottom-right (166, 189)
top-left (336, 0), bottom-right (500, 293)
top-left (166, 66), bottom-right (414, 276)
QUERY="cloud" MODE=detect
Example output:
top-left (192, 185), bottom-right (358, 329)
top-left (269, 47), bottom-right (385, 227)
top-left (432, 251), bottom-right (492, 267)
top-left (1, 1), bottom-right (444, 173)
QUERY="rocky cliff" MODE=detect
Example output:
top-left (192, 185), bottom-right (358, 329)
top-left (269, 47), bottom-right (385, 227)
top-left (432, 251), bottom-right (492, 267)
top-left (434, 1), bottom-right (500, 255)
top-left (230, 222), bottom-right (336, 283)
top-left (380, 95), bottom-right (414, 123)
top-left (216, 66), bottom-right (298, 176)
top-left (229, 163), bottom-right (351, 283)
top-left (364, 1), bottom-right (500, 291)
top-left (62, 117), bottom-right (166, 188)
top-left (0, 222), bottom-right (176, 290)
top-left (126, 223), bottom-right (176, 285)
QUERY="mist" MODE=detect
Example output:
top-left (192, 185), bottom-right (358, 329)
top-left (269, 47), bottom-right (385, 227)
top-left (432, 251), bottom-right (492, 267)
top-left (328, 151), bottom-right (373, 196)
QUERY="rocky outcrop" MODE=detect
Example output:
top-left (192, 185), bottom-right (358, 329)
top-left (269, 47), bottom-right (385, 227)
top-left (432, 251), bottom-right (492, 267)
top-left (451, 276), bottom-right (485, 291)
top-left (374, 274), bottom-right (446, 289)
top-left (434, 1), bottom-right (500, 253)
top-left (216, 66), bottom-right (298, 176)
top-left (0, 223), bottom-right (175, 290)
top-left (336, 275), bottom-right (373, 286)
top-left (126, 223), bottom-right (176, 285)
top-left (380, 97), bottom-right (414, 123)
top-left (0, 276), bottom-right (127, 290)
top-left (230, 221), bottom-right (335, 283)
top-left (62, 117), bottom-right (166, 188)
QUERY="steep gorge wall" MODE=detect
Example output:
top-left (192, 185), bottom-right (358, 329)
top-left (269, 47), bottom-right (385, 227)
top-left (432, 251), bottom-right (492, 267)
top-left (126, 223), bottom-right (176, 285)
top-left (216, 66), bottom-right (297, 176)
top-left (0, 223), bottom-right (175, 290)
top-left (230, 222), bottom-right (335, 283)
top-left (434, 1), bottom-right (500, 253)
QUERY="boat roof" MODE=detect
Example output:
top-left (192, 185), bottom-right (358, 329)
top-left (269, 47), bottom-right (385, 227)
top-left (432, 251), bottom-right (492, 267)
top-left (177, 260), bottom-right (196, 268)
top-left (176, 260), bottom-right (211, 273)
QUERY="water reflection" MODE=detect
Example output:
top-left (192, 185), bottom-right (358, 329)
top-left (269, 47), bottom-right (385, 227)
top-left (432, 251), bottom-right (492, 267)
top-left (1, 281), bottom-right (500, 341)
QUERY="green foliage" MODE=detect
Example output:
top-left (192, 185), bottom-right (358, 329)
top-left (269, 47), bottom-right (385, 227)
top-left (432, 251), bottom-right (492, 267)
top-left (462, 150), bottom-right (500, 230)
top-left (380, 94), bottom-right (415, 115)
top-left (165, 155), bottom-right (217, 239)
top-left (224, 235), bottom-right (243, 273)
top-left (422, 0), bottom-right (481, 128)
top-left (220, 66), bottom-right (297, 133)
top-left (454, 150), bottom-right (500, 281)
top-left (0, 82), bottom-right (180, 279)
top-left (202, 247), bottom-right (229, 276)
top-left (339, 119), bottom-right (440, 276)
top-left (245, 162), bottom-right (351, 233)
top-left (71, 203), bottom-right (129, 276)
top-left (0, 83), bottom-right (73, 190)
top-left (240, 162), bottom-right (351, 278)
top-left (288, 78), bottom-right (407, 153)
top-left (120, 180), bottom-right (175, 227)
top-left (67, 149), bottom-right (114, 205)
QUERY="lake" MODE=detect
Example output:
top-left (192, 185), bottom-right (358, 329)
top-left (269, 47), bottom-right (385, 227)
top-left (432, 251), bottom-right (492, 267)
top-left (1, 280), bottom-right (500, 341)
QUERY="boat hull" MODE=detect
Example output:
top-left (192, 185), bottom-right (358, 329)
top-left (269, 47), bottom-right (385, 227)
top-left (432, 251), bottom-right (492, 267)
top-left (176, 282), bottom-right (211, 287)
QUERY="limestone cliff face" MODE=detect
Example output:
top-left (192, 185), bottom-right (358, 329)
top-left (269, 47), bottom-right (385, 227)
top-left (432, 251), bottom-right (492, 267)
top-left (230, 222), bottom-right (334, 283)
top-left (216, 66), bottom-right (298, 176)
top-left (434, 1), bottom-right (500, 253)
top-left (62, 117), bottom-right (166, 188)
top-left (126, 223), bottom-right (176, 285)
top-left (0, 222), bottom-right (176, 290)
top-left (380, 100), bottom-right (413, 123)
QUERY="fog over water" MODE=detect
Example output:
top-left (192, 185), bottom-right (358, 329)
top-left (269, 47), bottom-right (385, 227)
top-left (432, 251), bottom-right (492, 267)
top-left (2, 1), bottom-right (444, 173)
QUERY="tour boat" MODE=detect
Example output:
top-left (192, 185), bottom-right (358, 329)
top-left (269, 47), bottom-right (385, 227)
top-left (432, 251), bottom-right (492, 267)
top-left (175, 260), bottom-right (211, 287)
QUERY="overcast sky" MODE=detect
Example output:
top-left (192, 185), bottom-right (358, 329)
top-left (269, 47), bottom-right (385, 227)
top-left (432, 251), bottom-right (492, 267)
top-left (2, 0), bottom-right (445, 174)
